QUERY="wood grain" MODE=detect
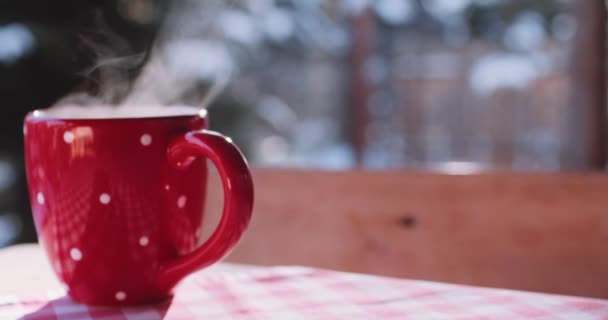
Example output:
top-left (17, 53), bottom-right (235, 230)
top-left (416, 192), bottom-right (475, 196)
top-left (206, 169), bottom-right (608, 298)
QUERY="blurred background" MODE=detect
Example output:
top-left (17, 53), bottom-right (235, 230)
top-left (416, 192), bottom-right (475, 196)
top-left (0, 0), bottom-right (605, 246)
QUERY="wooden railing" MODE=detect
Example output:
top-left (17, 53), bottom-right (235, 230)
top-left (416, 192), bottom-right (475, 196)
top-left (203, 168), bottom-right (608, 298)
top-left (349, 1), bottom-right (607, 170)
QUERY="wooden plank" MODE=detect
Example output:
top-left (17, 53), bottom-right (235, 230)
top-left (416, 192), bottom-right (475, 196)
top-left (206, 169), bottom-right (608, 298)
top-left (349, 9), bottom-right (376, 165)
top-left (563, 1), bottom-right (606, 169)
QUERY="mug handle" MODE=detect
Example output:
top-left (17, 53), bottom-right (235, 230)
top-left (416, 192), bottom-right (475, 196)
top-left (157, 130), bottom-right (254, 290)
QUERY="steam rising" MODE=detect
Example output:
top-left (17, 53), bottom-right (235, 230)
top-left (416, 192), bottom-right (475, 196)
top-left (54, 0), bottom-right (233, 109)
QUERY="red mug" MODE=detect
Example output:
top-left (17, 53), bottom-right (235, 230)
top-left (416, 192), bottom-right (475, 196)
top-left (23, 106), bottom-right (254, 306)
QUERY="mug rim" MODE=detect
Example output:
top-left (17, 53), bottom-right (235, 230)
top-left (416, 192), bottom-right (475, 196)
top-left (26, 105), bottom-right (208, 122)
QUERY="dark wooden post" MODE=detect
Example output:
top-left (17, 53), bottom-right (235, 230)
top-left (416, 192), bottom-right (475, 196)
top-left (349, 9), bottom-right (376, 166)
top-left (563, 1), bottom-right (606, 169)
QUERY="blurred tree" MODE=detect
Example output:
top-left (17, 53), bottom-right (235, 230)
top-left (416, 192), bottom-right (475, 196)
top-left (0, 0), bottom-right (166, 243)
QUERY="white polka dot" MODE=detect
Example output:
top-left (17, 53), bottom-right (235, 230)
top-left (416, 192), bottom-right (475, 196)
top-left (177, 195), bottom-right (187, 209)
top-left (139, 236), bottom-right (149, 247)
top-left (115, 291), bottom-right (126, 301)
top-left (70, 248), bottom-right (82, 261)
top-left (36, 192), bottom-right (45, 205)
top-left (140, 134), bottom-right (152, 146)
top-left (63, 131), bottom-right (75, 143)
top-left (99, 193), bottom-right (111, 205)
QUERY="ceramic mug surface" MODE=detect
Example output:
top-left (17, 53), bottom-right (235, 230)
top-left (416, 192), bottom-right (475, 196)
top-left (24, 106), bottom-right (253, 306)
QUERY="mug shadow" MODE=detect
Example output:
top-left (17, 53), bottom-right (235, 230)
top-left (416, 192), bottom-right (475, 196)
top-left (19, 295), bottom-right (173, 320)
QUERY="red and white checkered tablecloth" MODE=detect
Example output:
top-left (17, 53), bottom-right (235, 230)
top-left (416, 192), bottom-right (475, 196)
top-left (2, 266), bottom-right (608, 320)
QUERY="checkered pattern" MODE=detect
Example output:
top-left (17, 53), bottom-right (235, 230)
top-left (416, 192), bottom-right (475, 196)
top-left (2, 267), bottom-right (608, 320)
